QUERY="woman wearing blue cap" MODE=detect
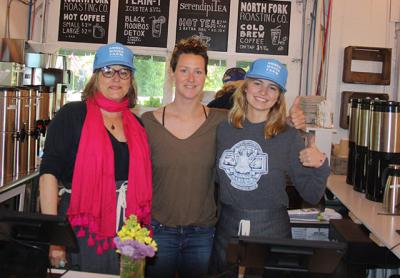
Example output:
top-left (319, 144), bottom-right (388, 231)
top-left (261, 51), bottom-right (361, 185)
top-left (142, 37), bottom-right (306, 278)
top-left (39, 43), bottom-right (152, 274)
top-left (210, 58), bottom-right (330, 274)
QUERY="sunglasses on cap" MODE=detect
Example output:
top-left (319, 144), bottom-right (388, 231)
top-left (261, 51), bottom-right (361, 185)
top-left (100, 66), bottom-right (132, 80)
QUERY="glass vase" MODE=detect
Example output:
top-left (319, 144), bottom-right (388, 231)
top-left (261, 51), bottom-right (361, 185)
top-left (120, 255), bottom-right (145, 278)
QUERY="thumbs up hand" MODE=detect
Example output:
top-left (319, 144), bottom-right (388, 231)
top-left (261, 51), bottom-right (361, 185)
top-left (299, 135), bottom-right (326, 168)
top-left (288, 96), bottom-right (306, 130)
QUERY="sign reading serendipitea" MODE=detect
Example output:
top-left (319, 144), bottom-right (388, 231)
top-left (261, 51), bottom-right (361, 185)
top-left (116, 0), bottom-right (170, 47)
top-left (176, 0), bottom-right (230, 52)
top-left (236, 0), bottom-right (291, 55)
top-left (58, 0), bottom-right (110, 44)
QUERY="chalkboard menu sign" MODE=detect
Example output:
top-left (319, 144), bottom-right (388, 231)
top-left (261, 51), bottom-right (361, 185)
top-left (176, 0), bottom-right (230, 52)
top-left (58, 0), bottom-right (110, 44)
top-left (236, 0), bottom-right (291, 55)
top-left (116, 0), bottom-right (170, 47)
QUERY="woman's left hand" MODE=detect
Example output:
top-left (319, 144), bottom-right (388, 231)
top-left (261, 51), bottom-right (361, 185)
top-left (299, 135), bottom-right (326, 168)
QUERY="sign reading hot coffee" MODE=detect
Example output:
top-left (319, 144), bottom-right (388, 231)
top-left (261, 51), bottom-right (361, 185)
top-left (236, 0), bottom-right (291, 55)
top-left (116, 0), bottom-right (170, 47)
top-left (176, 0), bottom-right (230, 52)
top-left (58, 0), bottom-right (110, 44)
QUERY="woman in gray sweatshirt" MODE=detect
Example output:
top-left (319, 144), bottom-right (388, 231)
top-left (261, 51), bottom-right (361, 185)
top-left (210, 58), bottom-right (330, 274)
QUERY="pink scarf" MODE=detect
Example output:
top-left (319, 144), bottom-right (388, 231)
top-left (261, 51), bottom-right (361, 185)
top-left (67, 92), bottom-right (152, 254)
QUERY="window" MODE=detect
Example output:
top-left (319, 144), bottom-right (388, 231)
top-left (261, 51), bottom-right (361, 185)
top-left (134, 55), bottom-right (166, 107)
top-left (236, 60), bottom-right (251, 72)
top-left (59, 50), bottom-right (167, 107)
top-left (59, 49), bottom-right (95, 102)
top-left (204, 59), bottom-right (226, 92)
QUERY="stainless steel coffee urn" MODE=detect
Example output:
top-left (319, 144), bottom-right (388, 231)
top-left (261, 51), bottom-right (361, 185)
top-left (14, 88), bottom-right (30, 178)
top-left (0, 88), bottom-right (17, 185)
top-left (27, 88), bottom-right (37, 173)
top-left (365, 99), bottom-right (386, 201)
top-left (383, 164), bottom-right (400, 214)
top-left (380, 101), bottom-right (400, 191)
top-left (353, 98), bottom-right (371, 192)
top-left (347, 98), bottom-right (361, 185)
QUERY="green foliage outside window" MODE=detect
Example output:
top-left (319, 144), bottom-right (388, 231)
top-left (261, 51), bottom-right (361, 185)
top-left (204, 60), bottom-right (226, 92)
top-left (134, 56), bottom-right (165, 98)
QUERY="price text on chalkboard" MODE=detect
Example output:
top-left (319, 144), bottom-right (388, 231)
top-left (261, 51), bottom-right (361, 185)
top-left (236, 0), bottom-right (291, 55)
top-left (176, 0), bottom-right (230, 52)
top-left (116, 0), bottom-right (170, 47)
top-left (58, 0), bottom-right (110, 44)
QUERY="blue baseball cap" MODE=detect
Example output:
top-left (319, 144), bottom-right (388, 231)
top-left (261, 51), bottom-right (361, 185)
top-left (222, 67), bottom-right (246, 83)
top-left (245, 58), bottom-right (288, 92)
top-left (93, 43), bottom-right (135, 71)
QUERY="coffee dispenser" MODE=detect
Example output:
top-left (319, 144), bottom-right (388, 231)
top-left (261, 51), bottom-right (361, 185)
top-left (346, 98), bottom-right (361, 185)
top-left (353, 98), bottom-right (371, 192)
top-left (380, 101), bottom-right (400, 186)
top-left (0, 88), bottom-right (17, 185)
top-left (382, 164), bottom-right (400, 214)
top-left (365, 99), bottom-right (386, 201)
top-left (14, 88), bottom-right (30, 178)
top-left (27, 88), bottom-right (38, 173)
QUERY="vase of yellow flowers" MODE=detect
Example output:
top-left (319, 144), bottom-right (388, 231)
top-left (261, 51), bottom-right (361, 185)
top-left (114, 215), bottom-right (157, 278)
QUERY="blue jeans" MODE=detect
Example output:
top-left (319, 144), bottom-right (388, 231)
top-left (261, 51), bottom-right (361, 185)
top-left (146, 219), bottom-right (215, 278)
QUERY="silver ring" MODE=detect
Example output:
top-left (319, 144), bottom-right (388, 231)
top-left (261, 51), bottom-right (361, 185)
top-left (59, 259), bottom-right (66, 268)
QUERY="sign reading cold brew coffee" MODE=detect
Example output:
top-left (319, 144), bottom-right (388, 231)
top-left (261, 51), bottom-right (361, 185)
top-left (116, 0), bottom-right (170, 47)
top-left (176, 0), bottom-right (230, 52)
top-left (58, 0), bottom-right (110, 44)
top-left (236, 0), bottom-right (291, 55)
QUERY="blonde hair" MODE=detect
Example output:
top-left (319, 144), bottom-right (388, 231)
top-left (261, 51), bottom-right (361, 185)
top-left (228, 78), bottom-right (287, 139)
top-left (81, 71), bottom-right (138, 108)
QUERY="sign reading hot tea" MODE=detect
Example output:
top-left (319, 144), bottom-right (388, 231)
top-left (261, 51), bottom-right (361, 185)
top-left (116, 0), bottom-right (170, 47)
top-left (236, 0), bottom-right (291, 55)
top-left (58, 0), bottom-right (110, 44)
top-left (176, 0), bottom-right (230, 52)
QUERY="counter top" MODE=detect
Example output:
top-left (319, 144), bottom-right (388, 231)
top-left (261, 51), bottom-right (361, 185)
top-left (327, 175), bottom-right (400, 258)
top-left (50, 269), bottom-right (118, 277)
top-left (0, 171), bottom-right (39, 194)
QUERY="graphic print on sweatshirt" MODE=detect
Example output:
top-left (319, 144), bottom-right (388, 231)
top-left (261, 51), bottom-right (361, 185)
top-left (219, 140), bottom-right (268, 191)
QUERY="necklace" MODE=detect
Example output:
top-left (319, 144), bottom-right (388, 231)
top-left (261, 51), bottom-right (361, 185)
top-left (111, 124), bottom-right (115, 130)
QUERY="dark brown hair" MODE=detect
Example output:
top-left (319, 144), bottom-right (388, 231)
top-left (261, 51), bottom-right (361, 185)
top-left (170, 37), bottom-right (209, 74)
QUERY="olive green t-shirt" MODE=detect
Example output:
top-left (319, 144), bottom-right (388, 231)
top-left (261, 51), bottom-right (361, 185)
top-left (141, 108), bottom-right (227, 227)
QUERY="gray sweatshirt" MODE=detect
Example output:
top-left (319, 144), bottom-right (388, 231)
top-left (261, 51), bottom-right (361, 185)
top-left (216, 119), bottom-right (330, 210)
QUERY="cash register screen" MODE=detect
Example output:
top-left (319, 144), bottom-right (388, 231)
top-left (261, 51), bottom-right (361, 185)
top-left (0, 209), bottom-right (78, 277)
top-left (235, 236), bottom-right (346, 274)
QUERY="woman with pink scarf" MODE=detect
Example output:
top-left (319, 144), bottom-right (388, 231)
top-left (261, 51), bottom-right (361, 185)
top-left (39, 43), bottom-right (152, 274)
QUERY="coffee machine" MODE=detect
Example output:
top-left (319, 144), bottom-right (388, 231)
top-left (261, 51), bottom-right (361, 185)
top-left (346, 98), bottom-right (361, 185)
top-left (365, 99), bottom-right (386, 201)
top-left (362, 101), bottom-right (400, 202)
top-left (0, 88), bottom-right (17, 184)
top-left (0, 46), bottom-right (70, 186)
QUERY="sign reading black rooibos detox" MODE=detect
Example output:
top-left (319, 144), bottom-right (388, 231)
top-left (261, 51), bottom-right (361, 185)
top-left (116, 0), bottom-right (170, 47)
top-left (176, 0), bottom-right (230, 52)
top-left (58, 0), bottom-right (110, 44)
top-left (236, 0), bottom-right (291, 55)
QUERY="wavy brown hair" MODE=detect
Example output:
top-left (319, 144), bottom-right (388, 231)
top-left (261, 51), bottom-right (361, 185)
top-left (81, 70), bottom-right (138, 108)
top-left (229, 78), bottom-right (287, 139)
top-left (170, 37), bottom-right (208, 74)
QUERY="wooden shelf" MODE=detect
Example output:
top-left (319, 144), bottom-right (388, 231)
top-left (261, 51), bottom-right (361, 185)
top-left (342, 46), bottom-right (391, 85)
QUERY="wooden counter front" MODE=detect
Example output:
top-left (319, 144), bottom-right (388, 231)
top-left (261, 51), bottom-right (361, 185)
top-left (327, 175), bottom-right (400, 258)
